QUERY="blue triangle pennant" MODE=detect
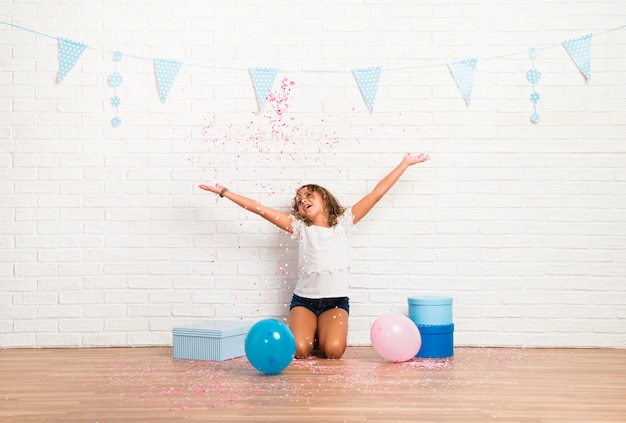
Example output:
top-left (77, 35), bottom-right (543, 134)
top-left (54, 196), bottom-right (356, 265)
top-left (448, 57), bottom-right (477, 106)
top-left (562, 33), bottom-right (592, 80)
top-left (352, 66), bottom-right (382, 113)
top-left (249, 67), bottom-right (279, 111)
top-left (154, 58), bottom-right (184, 104)
top-left (57, 37), bottom-right (88, 84)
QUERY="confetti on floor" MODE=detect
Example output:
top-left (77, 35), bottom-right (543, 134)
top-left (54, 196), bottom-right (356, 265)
top-left (2, 346), bottom-right (625, 422)
top-left (90, 347), bottom-right (518, 416)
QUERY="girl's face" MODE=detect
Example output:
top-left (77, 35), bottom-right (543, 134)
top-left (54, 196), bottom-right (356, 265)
top-left (295, 188), bottom-right (327, 224)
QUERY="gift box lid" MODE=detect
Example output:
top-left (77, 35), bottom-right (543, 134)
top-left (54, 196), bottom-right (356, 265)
top-left (408, 296), bottom-right (453, 306)
top-left (173, 320), bottom-right (252, 337)
top-left (417, 323), bottom-right (455, 334)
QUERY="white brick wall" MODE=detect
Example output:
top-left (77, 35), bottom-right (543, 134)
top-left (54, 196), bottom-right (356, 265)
top-left (1, 0), bottom-right (625, 348)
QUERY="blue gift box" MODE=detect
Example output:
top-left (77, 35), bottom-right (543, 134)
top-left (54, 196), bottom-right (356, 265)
top-left (173, 320), bottom-right (252, 361)
top-left (417, 324), bottom-right (455, 358)
top-left (408, 296), bottom-right (454, 358)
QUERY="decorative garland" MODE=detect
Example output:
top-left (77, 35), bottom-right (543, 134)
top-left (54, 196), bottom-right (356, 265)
top-left (1, 21), bottom-right (624, 127)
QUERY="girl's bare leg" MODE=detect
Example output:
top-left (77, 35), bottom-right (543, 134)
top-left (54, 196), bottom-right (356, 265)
top-left (287, 306), bottom-right (318, 359)
top-left (316, 308), bottom-right (349, 359)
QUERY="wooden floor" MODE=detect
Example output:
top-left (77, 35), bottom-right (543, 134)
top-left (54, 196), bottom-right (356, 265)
top-left (0, 347), bottom-right (624, 422)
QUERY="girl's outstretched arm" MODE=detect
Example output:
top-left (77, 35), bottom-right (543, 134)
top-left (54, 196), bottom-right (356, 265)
top-left (351, 153), bottom-right (430, 224)
top-left (199, 184), bottom-right (294, 233)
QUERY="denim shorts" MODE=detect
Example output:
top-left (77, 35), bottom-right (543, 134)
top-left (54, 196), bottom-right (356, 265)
top-left (289, 294), bottom-right (350, 316)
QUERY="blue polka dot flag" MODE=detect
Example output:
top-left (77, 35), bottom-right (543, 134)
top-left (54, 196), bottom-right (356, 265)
top-left (562, 33), bottom-right (592, 80)
top-left (154, 58), bottom-right (184, 104)
top-left (249, 67), bottom-right (279, 111)
top-left (352, 66), bottom-right (382, 113)
top-left (57, 37), bottom-right (88, 84)
top-left (448, 58), bottom-right (477, 106)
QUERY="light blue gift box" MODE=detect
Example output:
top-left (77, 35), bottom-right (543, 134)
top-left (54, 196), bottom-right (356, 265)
top-left (173, 320), bottom-right (252, 361)
top-left (408, 296), bottom-right (453, 326)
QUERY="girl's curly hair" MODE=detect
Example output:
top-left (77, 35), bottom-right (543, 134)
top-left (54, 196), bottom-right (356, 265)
top-left (291, 184), bottom-right (346, 227)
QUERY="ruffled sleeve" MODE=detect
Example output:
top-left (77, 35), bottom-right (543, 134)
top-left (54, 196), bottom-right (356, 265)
top-left (290, 215), bottom-right (303, 237)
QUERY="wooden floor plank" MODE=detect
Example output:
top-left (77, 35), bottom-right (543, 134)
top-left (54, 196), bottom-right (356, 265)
top-left (1, 347), bottom-right (625, 422)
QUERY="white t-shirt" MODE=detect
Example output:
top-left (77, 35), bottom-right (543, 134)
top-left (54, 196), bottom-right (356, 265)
top-left (290, 209), bottom-right (355, 298)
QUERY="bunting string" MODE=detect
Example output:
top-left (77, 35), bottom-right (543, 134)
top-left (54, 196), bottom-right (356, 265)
top-left (1, 20), bottom-right (624, 121)
top-left (3, 21), bottom-right (622, 72)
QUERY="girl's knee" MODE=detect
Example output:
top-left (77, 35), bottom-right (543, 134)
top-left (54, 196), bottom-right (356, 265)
top-left (321, 340), bottom-right (346, 359)
top-left (294, 339), bottom-right (314, 359)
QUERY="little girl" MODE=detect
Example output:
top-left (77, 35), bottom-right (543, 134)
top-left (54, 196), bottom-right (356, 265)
top-left (199, 153), bottom-right (430, 359)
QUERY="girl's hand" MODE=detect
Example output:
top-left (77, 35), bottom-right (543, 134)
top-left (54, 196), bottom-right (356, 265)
top-left (198, 183), bottom-right (226, 195)
top-left (403, 153), bottom-right (430, 166)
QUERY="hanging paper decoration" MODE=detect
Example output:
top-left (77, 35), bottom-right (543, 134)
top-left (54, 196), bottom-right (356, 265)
top-left (526, 48), bottom-right (542, 124)
top-left (3, 21), bottom-right (621, 119)
top-left (57, 37), bottom-right (88, 84)
top-left (154, 58), bottom-right (183, 104)
top-left (448, 57), bottom-right (477, 106)
top-left (562, 33), bottom-right (592, 79)
top-left (108, 51), bottom-right (123, 127)
top-left (249, 67), bottom-right (279, 111)
top-left (352, 66), bottom-right (382, 113)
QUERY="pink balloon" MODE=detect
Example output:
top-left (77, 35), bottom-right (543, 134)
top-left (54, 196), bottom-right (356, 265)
top-left (370, 313), bottom-right (422, 362)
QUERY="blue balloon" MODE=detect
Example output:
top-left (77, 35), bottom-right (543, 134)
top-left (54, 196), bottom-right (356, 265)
top-left (244, 319), bottom-right (296, 375)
